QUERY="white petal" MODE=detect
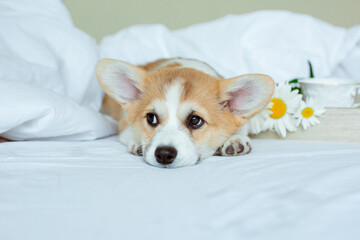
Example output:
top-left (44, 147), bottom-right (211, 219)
top-left (283, 115), bottom-right (297, 132)
top-left (309, 116), bottom-right (320, 126)
top-left (275, 121), bottom-right (287, 138)
top-left (301, 119), bottom-right (310, 130)
top-left (315, 108), bottom-right (326, 116)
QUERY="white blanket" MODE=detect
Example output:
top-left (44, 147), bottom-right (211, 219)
top-left (0, 0), bottom-right (117, 140)
top-left (1, 137), bottom-right (359, 240)
top-left (100, 11), bottom-right (360, 81)
top-left (1, 1), bottom-right (360, 141)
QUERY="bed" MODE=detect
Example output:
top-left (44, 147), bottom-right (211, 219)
top-left (1, 1), bottom-right (360, 239)
top-left (1, 137), bottom-right (360, 239)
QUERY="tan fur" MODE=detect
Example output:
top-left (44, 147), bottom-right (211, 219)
top-left (163, 62), bottom-right (182, 68)
top-left (102, 95), bottom-right (127, 132)
top-left (140, 59), bottom-right (168, 72)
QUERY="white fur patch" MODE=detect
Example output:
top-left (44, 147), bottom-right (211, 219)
top-left (159, 58), bottom-right (221, 78)
top-left (144, 81), bottom-right (199, 168)
top-left (119, 126), bottom-right (136, 151)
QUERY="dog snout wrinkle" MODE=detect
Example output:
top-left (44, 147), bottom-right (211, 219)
top-left (155, 146), bottom-right (177, 165)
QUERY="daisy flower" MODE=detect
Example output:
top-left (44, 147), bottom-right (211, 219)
top-left (265, 81), bottom-right (302, 137)
top-left (247, 102), bottom-right (272, 135)
top-left (295, 98), bottom-right (326, 130)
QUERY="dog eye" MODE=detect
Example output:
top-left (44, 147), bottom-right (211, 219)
top-left (146, 113), bottom-right (159, 127)
top-left (188, 115), bottom-right (204, 129)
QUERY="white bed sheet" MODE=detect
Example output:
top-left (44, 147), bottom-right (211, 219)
top-left (1, 137), bottom-right (360, 240)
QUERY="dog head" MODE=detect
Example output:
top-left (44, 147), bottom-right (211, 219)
top-left (96, 59), bottom-right (274, 168)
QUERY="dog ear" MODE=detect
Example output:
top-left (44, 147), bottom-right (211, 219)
top-left (96, 59), bottom-right (147, 104)
top-left (219, 74), bottom-right (275, 119)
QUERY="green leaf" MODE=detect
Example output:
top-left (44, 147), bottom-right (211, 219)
top-left (291, 87), bottom-right (302, 94)
top-left (288, 78), bottom-right (298, 84)
top-left (308, 60), bottom-right (314, 78)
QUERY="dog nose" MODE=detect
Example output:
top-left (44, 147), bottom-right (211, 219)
top-left (155, 146), bottom-right (177, 165)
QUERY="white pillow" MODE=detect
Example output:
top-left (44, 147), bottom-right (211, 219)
top-left (0, 0), bottom-right (117, 140)
top-left (0, 81), bottom-right (117, 141)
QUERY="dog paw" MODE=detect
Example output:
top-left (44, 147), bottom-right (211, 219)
top-left (214, 135), bottom-right (252, 156)
top-left (129, 144), bottom-right (144, 156)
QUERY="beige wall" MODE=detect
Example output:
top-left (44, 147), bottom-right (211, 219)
top-left (65, 0), bottom-right (360, 42)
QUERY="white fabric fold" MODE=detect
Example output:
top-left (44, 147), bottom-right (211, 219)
top-left (0, 0), bottom-right (117, 140)
top-left (100, 11), bottom-right (360, 82)
top-left (1, 137), bottom-right (359, 240)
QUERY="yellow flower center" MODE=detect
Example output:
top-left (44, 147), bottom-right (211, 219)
top-left (301, 107), bottom-right (314, 118)
top-left (269, 98), bottom-right (287, 119)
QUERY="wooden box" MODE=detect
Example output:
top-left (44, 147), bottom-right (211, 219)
top-left (250, 108), bottom-right (360, 142)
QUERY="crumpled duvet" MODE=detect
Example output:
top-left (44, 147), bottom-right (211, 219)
top-left (100, 11), bottom-right (360, 81)
top-left (0, 0), bottom-right (117, 141)
top-left (1, 1), bottom-right (360, 141)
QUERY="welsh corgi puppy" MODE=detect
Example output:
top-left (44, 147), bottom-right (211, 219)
top-left (96, 58), bottom-right (274, 168)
